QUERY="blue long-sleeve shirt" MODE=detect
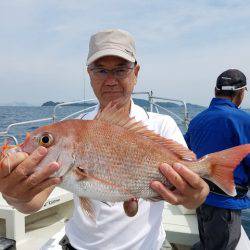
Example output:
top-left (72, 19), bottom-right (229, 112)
top-left (185, 98), bottom-right (250, 209)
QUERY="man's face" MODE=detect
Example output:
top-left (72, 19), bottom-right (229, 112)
top-left (87, 56), bottom-right (140, 108)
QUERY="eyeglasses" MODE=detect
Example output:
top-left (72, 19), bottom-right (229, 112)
top-left (89, 65), bottom-right (135, 80)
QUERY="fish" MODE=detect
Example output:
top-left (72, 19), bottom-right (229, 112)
top-left (0, 143), bottom-right (22, 163)
top-left (6, 103), bottom-right (250, 218)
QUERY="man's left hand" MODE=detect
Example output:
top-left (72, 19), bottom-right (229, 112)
top-left (150, 162), bottom-right (209, 209)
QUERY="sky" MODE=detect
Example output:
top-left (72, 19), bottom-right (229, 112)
top-left (1, 0), bottom-right (250, 107)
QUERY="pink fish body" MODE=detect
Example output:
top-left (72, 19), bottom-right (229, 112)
top-left (16, 104), bottom-right (250, 215)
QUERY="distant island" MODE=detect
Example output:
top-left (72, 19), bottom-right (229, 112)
top-left (42, 101), bottom-right (62, 106)
top-left (41, 98), bottom-right (206, 109)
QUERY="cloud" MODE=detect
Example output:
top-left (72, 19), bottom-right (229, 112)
top-left (1, 0), bottom-right (250, 107)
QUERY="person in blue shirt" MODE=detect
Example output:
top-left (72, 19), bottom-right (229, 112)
top-left (185, 69), bottom-right (250, 250)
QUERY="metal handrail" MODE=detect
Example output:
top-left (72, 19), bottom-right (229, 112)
top-left (152, 103), bottom-right (185, 122)
top-left (6, 118), bottom-right (53, 134)
top-left (132, 91), bottom-right (189, 128)
top-left (0, 118), bottom-right (54, 146)
top-left (0, 92), bottom-right (189, 145)
top-left (52, 99), bottom-right (97, 122)
top-left (60, 105), bottom-right (98, 121)
top-left (0, 101), bottom-right (98, 145)
top-left (0, 135), bottom-right (18, 145)
top-left (151, 96), bottom-right (189, 129)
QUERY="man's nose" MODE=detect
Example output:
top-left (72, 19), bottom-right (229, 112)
top-left (104, 73), bottom-right (118, 86)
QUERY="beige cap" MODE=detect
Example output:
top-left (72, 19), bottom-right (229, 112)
top-left (87, 29), bottom-right (136, 65)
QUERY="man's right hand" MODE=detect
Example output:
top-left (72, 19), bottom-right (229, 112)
top-left (0, 146), bottom-right (61, 212)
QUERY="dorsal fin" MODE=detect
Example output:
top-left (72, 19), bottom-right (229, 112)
top-left (95, 102), bottom-right (197, 161)
top-left (95, 102), bottom-right (147, 133)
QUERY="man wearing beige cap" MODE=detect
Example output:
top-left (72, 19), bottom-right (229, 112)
top-left (1, 29), bottom-right (209, 250)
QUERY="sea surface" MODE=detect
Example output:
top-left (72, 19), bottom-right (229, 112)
top-left (0, 104), bottom-right (250, 237)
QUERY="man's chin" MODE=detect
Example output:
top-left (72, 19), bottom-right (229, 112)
top-left (101, 96), bottom-right (128, 108)
top-left (103, 91), bottom-right (123, 97)
top-left (103, 93), bottom-right (122, 101)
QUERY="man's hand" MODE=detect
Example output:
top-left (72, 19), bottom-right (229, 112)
top-left (0, 146), bottom-right (61, 207)
top-left (150, 162), bottom-right (209, 209)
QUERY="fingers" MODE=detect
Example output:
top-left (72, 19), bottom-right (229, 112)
top-left (157, 162), bottom-right (204, 195)
top-left (2, 177), bottom-right (60, 203)
top-left (10, 147), bottom-right (47, 182)
top-left (0, 152), bottom-right (28, 178)
top-left (1, 162), bottom-right (61, 202)
top-left (0, 146), bottom-right (62, 202)
top-left (172, 163), bottom-right (209, 204)
top-left (159, 163), bottom-right (191, 195)
top-left (150, 181), bottom-right (183, 205)
top-left (20, 147), bottom-right (48, 175)
top-left (24, 162), bottom-right (60, 190)
top-left (172, 163), bottom-right (204, 190)
top-left (150, 163), bottom-right (184, 204)
top-left (25, 178), bottom-right (61, 202)
top-left (151, 162), bottom-right (209, 209)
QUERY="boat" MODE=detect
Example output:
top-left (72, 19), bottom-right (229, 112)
top-left (0, 92), bottom-right (249, 250)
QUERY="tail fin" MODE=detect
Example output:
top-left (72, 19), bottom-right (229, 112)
top-left (206, 144), bottom-right (250, 196)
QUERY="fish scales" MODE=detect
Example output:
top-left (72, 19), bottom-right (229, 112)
top-left (72, 120), bottom-right (169, 200)
top-left (12, 103), bottom-right (250, 216)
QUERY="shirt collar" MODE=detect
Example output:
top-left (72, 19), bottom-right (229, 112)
top-left (209, 98), bottom-right (238, 109)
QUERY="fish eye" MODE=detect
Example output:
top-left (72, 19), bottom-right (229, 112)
top-left (38, 133), bottom-right (54, 147)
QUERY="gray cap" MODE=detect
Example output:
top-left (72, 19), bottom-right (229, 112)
top-left (87, 29), bottom-right (136, 65)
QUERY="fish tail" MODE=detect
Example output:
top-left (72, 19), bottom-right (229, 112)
top-left (205, 144), bottom-right (250, 196)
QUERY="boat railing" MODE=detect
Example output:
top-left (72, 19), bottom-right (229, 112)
top-left (0, 99), bottom-right (97, 146)
top-left (52, 99), bottom-right (97, 122)
top-left (132, 91), bottom-right (189, 129)
top-left (0, 92), bottom-right (188, 146)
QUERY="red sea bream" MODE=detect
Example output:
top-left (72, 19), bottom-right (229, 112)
top-left (2, 104), bottom-right (250, 217)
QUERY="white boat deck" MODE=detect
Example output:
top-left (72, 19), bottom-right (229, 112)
top-left (163, 204), bottom-right (198, 248)
top-left (0, 190), bottom-right (193, 250)
top-left (1, 191), bottom-right (250, 250)
top-left (0, 188), bottom-right (73, 249)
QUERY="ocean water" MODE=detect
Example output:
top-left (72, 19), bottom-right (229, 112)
top-left (0, 104), bottom-right (250, 237)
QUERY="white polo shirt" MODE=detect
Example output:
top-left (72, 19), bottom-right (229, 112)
top-left (65, 102), bottom-right (186, 250)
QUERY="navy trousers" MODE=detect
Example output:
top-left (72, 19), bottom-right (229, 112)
top-left (192, 204), bottom-right (241, 250)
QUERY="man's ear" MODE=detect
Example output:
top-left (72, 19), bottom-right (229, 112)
top-left (134, 64), bottom-right (140, 78)
top-left (232, 89), bottom-right (244, 107)
top-left (133, 64), bottom-right (140, 86)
